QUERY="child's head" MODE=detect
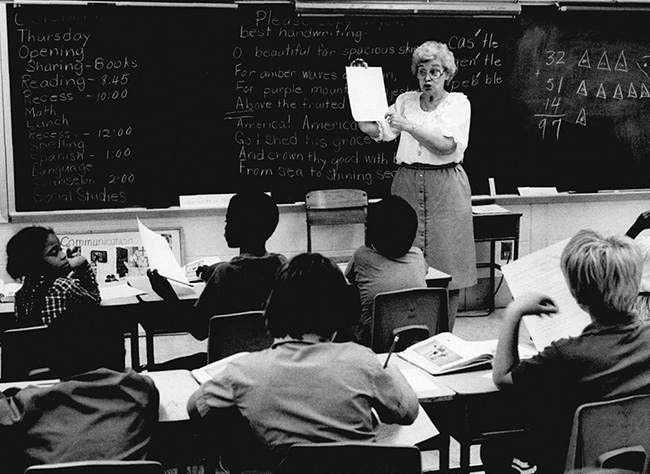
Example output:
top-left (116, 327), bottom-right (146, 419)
top-left (264, 253), bottom-right (350, 340)
top-left (225, 191), bottom-right (279, 248)
top-left (561, 229), bottom-right (642, 319)
top-left (367, 195), bottom-right (418, 259)
top-left (6, 226), bottom-right (70, 279)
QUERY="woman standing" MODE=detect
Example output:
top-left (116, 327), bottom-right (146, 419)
top-left (354, 40), bottom-right (477, 329)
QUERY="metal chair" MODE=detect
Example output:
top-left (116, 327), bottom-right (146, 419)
top-left (284, 442), bottom-right (422, 474)
top-left (305, 189), bottom-right (368, 260)
top-left (23, 460), bottom-right (165, 474)
top-left (207, 311), bottom-right (273, 363)
top-left (371, 287), bottom-right (448, 353)
top-left (564, 394), bottom-right (650, 473)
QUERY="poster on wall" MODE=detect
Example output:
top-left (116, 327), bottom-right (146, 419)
top-left (58, 229), bottom-right (182, 286)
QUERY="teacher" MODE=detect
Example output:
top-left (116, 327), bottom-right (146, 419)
top-left (354, 40), bottom-right (477, 330)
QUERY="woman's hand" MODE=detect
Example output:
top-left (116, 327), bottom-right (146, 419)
top-left (349, 58), bottom-right (368, 68)
top-left (384, 112), bottom-right (416, 133)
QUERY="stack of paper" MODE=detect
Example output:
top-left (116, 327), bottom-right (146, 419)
top-left (501, 240), bottom-right (591, 351)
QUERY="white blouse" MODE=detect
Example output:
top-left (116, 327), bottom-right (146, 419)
top-left (376, 91), bottom-right (471, 166)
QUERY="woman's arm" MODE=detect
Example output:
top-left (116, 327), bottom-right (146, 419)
top-left (357, 121), bottom-right (381, 139)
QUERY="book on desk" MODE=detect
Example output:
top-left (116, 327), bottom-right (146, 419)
top-left (399, 332), bottom-right (538, 376)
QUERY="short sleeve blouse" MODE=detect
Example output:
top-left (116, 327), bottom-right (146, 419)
top-left (376, 91), bottom-right (471, 166)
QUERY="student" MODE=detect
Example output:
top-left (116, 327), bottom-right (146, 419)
top-left (485, 229), bottom-right (650, 474)
top-left (345, 195), bottom-right (428, 346)
top-left (0, 349), bottom-right (160, 473)
top-left (5, 226), bottom-right (124, 373)
top-left (187, 253), bottom-right (419, 472)
top-left (625, 210), bottom-right (650, 320)
top-left (148, 191), bottom-right (287, 344)
top-left (7, 226), bottom-right (101, 328)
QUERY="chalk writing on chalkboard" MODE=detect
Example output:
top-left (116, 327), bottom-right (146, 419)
top-left (510, 11), bottom-right (650, 192)
top-left (6, 3), bottom-right (516, 211)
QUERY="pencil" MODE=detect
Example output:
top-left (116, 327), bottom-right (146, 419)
top-left (383, 334), bottom-right (400, 369)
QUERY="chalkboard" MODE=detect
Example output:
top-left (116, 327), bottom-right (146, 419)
top-left (5, 2), bottom-right (521, 211)
top-left (509, 10), bottom-right (650, 193)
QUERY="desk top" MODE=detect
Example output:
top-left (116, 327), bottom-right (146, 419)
top-left (380, 354), bottom-right (456, 403)
top-left (0, 277), bottom-right (205, 314)
top-left (142, 369), bottom-right (199, 422)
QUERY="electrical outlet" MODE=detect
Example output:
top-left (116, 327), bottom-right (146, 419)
top-left (500, 241), bottom-right (512, 261)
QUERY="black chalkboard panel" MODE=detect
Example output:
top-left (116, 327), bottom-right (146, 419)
top-left (6, 2), bottom-right (521, 211)
top-left (509, 10), bottom-right (650, 193)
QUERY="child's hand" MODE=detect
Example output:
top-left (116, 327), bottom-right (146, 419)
top-left (147, 269), bottom-right (179, 301)
top-left (67, 256), bottom-right (88, 269)
top-left (510, 292), bottom-right (558, 318)
top-left (629, 210), bottom-right (650, 236)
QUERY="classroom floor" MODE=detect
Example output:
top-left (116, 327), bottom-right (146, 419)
top-left (130, 307), bottom-right (529, 474)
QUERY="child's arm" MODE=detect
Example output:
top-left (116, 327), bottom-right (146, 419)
top-left (626, 210), bottom-right (650, 239)
top-left (492, 292), bottom-right (557, 388)
top-left (66, 256), bottom-right (100, 302)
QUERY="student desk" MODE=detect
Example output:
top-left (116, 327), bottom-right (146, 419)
top-left (0, 370), bottom-right (202, 471)
top-left (472, 207), bottom-right (523, 314)
top-left (431, 368), bottom-right (530, 474)
top-left (0, 279), bottom-right (205, 371)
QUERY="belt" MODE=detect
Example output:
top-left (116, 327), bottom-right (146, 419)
top-left (400, 161), bottom-right (461, 170)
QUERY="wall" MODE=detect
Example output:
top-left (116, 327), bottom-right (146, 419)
top-left (2, 192), bottom-right (649, 311)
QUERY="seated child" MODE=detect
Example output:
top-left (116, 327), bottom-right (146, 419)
top-left (345, 195), bottom-right (428, 346)
top-left (149, 190), bottom-right (287, 343)
top-left (187, 253), bottom-right (419, 471)
top-left (6, 226), bottom-right (124, 373)
top-left (625, 210), bottom-right (650, 320)
top-left (0, 346), bottom-right (159, 473)
top-left (486, 229), bottom-right (650, 474)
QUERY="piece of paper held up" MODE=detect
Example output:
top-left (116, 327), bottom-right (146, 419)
top-left (137, 218), bottom-right (192, 287)
top-left (374, 405), bottom-right (439, 445)
top-left (501, 239), bottom-right (591, 351)
top-left (346, 66), bottom-right (389, 122)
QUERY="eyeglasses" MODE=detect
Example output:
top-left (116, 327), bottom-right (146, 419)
top-left (417, 68), bottom-right (444, 79)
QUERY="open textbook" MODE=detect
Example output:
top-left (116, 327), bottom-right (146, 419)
top-left (500, 239), bottom-right (591, 351)
top-left (398, 332), bottom-right (498, 375)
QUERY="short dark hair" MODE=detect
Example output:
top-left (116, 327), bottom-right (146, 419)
top-left (6, 226), bottom-right (54, 279)
top-left (226, 191), bottom-right (280, 247)
top-left (264, 253), bottom-right (351, 339)
top-left (366, 196), bottom-right (417, 259)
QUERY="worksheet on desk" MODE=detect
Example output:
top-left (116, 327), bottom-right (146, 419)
top-left (501, 239), bottom-right (591, 351)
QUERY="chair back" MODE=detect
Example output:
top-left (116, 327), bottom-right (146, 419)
top-left (371, 287), bottom-right (448, 353)
top-left (207, 311), bottom-right (274, 363)
top-left (24, 460), bottom-right (165, 473)
top-left (1, 325), bottom-right (53, 382)
top-left (305, 189), bottom-right (368, 256)
top-left (284, 442), bottom-right (422, 474)
top-left (564, 393), bottom-right (650, 473)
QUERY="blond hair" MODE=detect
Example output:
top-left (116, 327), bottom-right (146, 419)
top-left (561, 229), bottom-right (642, 319)
top-left (411, 41), bottom-right (457, 82)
